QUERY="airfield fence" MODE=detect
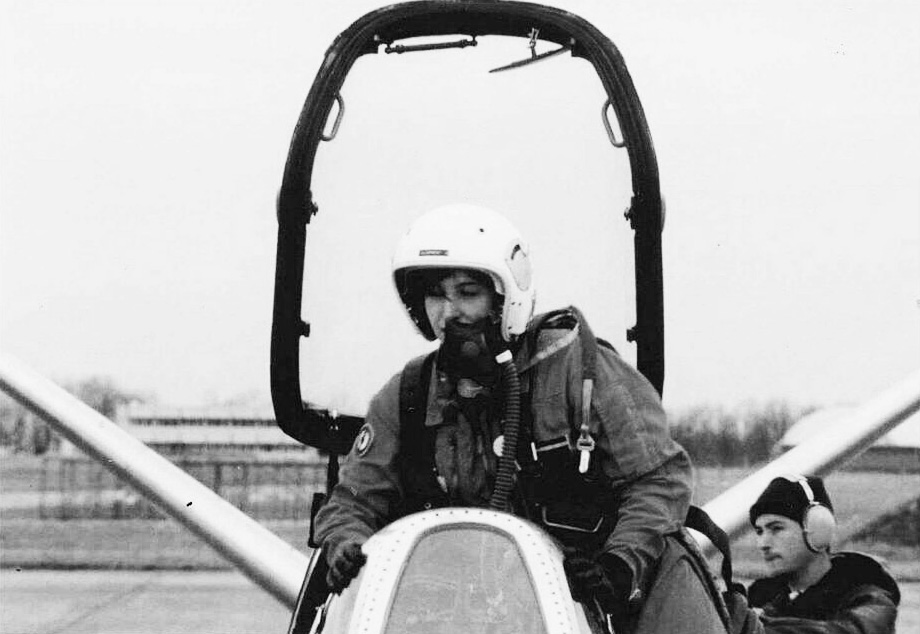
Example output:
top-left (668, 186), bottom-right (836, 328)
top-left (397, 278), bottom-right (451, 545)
top-left (4, 457), bottom-right (918, 572)
top-left (33, 456), bottom-right (327, 520)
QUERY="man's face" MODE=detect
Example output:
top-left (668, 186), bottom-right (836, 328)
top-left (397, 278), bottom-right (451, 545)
top-left (753, 513), bottom-right (814, 577)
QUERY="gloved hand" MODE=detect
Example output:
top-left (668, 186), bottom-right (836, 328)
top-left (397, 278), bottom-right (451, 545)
top-left (563, 549), bottom-right (634, 625)
top-left (722, 583), bottom-right (764, 634)
top-left (325, 540), bottom-right (367, 594)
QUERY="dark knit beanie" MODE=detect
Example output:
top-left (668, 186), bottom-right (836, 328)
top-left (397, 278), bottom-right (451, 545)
top-left (749, 476), bottom-right (834, 526)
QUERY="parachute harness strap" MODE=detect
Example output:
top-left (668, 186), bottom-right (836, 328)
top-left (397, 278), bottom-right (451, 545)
top-left (571, 306), bottom-right (598, 474)
top-left (577, 378), bottom-right (595, 473)
top-left (518, 306), bottom-right (599, 474)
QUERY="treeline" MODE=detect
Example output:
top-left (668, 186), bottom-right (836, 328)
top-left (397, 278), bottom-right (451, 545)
top-left (2, 379), bottom-right (809, 466)
top-left (0, 377), bottom-right (145, 454)
top-left (669, 402), bottom-right (812, 467)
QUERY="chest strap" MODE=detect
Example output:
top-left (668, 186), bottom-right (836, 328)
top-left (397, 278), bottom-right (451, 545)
top-left (396, 351), bottom-right (447, 515)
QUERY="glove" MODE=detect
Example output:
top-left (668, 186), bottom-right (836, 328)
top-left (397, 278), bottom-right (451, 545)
top-left (722, 583), bottom-right (764, 634)
top-left (325, 540), bottom-right (367, 594)
top-left (563, 549), bottom-right (634, 624)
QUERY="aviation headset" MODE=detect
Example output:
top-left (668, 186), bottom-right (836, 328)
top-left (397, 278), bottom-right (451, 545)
top-left (783, 475), bottom-right (837, 553)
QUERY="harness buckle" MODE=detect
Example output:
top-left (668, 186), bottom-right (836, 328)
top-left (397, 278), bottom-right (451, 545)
top-left (576, 433), bottom-right (595, 474)
top-left (577, 378), bottom-right (596, 474)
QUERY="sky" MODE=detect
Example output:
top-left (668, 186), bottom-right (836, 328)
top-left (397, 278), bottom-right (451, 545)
top-left (1, 0), bottom-right (918, 417)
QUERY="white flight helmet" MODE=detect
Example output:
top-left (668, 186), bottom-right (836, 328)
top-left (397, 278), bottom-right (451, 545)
top-left (393, 204), bottom-right (535, 342)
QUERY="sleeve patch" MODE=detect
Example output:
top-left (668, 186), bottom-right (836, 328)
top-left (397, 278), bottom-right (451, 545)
top-left (354, 424), bottom-right (374, 457)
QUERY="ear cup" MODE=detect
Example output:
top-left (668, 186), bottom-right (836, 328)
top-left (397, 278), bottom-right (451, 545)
top-left (800, 496), bottom-right (836, 553)
top-left (782, 475), bottom-right (837, 553)
top-left (802, 502), bottom-right (836, 552)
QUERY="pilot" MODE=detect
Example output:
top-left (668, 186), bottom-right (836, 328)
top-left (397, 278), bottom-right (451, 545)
top-left (313, 203), bottom-right (693, 630)
top-left (745, 475), bottom-right (900, 633)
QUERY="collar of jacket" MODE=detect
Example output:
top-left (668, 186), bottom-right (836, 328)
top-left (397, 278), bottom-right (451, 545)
top-left (515, 322), bottom-right (580, 374)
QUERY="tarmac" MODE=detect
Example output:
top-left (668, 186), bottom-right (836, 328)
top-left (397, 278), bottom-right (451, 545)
top-left (2, 569), bottom-right (917, 634)
top-left (0, 570), bottom-right (290, 634)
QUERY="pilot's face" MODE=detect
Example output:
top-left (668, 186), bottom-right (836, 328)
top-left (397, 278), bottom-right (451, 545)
top-left (753, 514), bottom-right (813, 577)
top-left (424, 270), bottom-right (496, 340)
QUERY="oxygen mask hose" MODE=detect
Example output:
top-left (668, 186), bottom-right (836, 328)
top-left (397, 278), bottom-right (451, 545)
top-left (490, 352), bottom-right (520, 513)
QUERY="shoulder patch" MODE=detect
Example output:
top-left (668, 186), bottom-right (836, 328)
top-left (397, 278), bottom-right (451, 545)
top-left (354, 424), bottom-right (374, 457)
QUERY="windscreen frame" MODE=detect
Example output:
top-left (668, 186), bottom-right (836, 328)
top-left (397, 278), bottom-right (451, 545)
top-left (271, 0), bottom-right (664, 452)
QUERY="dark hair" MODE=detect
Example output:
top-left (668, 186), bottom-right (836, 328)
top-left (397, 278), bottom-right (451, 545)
top-left (416, 268), bottom-right (495, 295)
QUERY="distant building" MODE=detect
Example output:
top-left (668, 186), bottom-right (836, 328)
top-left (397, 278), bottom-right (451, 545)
top-left (118, 403), bottom-right (320, 461)
top-left (778, 407), bottom-right (920, 473)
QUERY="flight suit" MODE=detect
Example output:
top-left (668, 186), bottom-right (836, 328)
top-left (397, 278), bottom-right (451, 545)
top-left (313, 312), bottom-right (692, 599)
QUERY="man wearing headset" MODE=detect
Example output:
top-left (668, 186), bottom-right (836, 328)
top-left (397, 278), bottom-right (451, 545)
top-left (313, 204), bottom-right (698, 632)
top-left (744, 475), bottom-right (900, 634)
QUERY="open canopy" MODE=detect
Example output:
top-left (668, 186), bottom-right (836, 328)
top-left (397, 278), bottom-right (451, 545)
top-left (271, 1), bottom-right (664, 454)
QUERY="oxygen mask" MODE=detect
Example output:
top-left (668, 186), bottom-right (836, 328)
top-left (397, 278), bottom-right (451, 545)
top-left (438, 318), bottom-right (505, 388)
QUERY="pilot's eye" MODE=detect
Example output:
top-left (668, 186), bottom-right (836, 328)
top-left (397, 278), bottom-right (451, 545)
top-left (458, 285), bottom-right (484, 298)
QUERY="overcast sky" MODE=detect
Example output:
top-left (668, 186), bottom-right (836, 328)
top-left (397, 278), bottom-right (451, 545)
top-left (2, 0), bottom-right (918, 416)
